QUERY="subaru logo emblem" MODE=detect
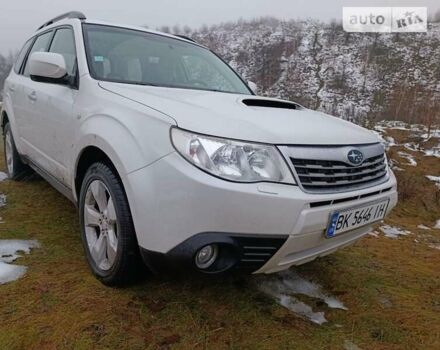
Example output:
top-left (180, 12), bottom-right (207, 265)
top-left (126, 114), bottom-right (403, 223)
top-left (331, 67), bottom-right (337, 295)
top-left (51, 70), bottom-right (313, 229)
top-left (347, 149), bottom-right (364, 166)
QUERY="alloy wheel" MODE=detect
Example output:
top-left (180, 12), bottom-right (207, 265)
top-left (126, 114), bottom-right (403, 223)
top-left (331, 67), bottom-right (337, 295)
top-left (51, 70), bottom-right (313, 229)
top-left (83, 179), bottom-right (118, 271)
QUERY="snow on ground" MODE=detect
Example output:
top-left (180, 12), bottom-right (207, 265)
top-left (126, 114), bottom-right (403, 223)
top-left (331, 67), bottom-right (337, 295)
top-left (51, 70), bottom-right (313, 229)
top-left (404, 142), bottom-right (419, 152)
top-left (397, 151), bottom-right (417, 166)
top-left (379, 225), bottom-right (411, 239)
top-left (429, 244), bottom-right (440, 250)
top-left (435, 220), bottom-right (440, 229)
top-left (420, 129), bottom-right (440, 140)
top-left (0, 240), bottom-right (39, 285)
top-left (0, 172), bottom-right (7, 181)
top-left (257, 270), bottom-right (347, 325)
top-left (383, 136), bottom-right (397, 148)
top-left (374, 121), bottom-right (439, 159)
top-left (372, 130), bottom-right (397, 149)
top-left (368, 230), bottom-right (380, 238)
top-left (423, 147), bottom-right (440, 158)
top-left (426, 176), bottom-right (440, 189)
top-left (388, 159), bottom-right (404, 172)
top-left (344, 340), bottom-right (361, 350)
top-left (417, 224), bottom-right (431, 230)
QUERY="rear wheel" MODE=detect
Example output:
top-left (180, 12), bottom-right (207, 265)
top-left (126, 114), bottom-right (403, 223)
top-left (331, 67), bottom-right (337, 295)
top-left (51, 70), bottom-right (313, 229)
top-left (79, 162), bottom-right (142, 286)
top-left (3, 123), bottom-right (30, 180)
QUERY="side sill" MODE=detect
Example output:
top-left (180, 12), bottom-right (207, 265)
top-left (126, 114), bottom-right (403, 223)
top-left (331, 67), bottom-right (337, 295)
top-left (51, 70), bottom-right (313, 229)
top-left (23, 156), bottom-right (76, 204)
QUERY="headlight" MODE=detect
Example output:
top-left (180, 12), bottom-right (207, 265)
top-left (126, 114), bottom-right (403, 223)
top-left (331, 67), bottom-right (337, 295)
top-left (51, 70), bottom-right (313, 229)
top-left (171, 128), bottom-right (295, 184)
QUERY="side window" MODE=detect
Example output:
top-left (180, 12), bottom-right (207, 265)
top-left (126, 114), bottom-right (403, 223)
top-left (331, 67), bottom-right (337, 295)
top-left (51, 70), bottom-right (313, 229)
top-left (49, 28), bottom-right (76, 76)
top-left (14, 39), bottom-right (34, 74)
top-left (23, 31), bottom-right (53, 77)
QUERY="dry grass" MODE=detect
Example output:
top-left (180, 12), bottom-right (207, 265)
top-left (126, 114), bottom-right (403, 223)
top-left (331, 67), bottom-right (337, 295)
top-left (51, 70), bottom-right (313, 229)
top-left (0, 131), bottom-right (439, 350)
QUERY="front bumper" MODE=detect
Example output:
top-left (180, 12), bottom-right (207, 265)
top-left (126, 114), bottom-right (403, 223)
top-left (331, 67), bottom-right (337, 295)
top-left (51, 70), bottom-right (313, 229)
top-left (125, 151), bottom-right (398, 274)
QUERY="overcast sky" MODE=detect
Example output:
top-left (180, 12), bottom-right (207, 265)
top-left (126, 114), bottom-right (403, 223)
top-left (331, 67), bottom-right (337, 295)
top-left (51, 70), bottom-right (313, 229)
top-left (1, 0), bottom-right (438, 54)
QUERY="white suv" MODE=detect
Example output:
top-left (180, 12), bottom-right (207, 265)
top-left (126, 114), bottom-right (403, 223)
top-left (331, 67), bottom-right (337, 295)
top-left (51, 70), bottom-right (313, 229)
top-left (1, 12), bottom-right (397, 285)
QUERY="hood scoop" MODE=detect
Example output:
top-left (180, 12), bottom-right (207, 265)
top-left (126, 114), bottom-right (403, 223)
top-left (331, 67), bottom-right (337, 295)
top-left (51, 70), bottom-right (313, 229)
top-left (242, 98), bottom-right (299, 110)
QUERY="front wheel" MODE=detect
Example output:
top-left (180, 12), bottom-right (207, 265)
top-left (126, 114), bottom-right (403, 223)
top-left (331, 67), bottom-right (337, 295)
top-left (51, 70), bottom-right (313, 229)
top-left (79, 162), bottom-right (142, 286)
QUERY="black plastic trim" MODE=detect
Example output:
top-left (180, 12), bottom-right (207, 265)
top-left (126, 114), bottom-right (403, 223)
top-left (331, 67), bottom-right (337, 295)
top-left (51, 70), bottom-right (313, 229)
top-left (242, 99), bottom-right (298, 110)
top-left (140, 232), bottom-right (288, 274)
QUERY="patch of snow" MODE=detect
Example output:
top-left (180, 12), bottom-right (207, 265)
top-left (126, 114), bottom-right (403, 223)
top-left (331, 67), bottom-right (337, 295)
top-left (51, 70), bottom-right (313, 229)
top-left (397, 151), bottom-right (417, 166)
top-left (388, 159), bottom-right (404, 172)
top-left (371, 129), bottom-right (397, 149)
top-left (0, 172), bottom-right (7, 181)
top-left (257, 270), bottom-right (347, 325)
top-left (0, 263), bottom-right (27, 285)
top-left (434, 220), bottom-right (440, 230)
top-left (373, 125), bottom-right (386, 133)
top-left (424, 149), bottom-right (440, 157)
top-left (344, 340), bottom-right (362, 350)
top-left (384, 136), bottom-right (396, 147)
top-left (0, 240), bottom-right (39, 285)
top-left (417, 224), bottom-right (431, 230)
top-left (428, 244), bottom-right (440, 250)
top-left (368, 231), bottom-right (379, 238)
top-left (426, 175), bottom-right (440, 189)
top-left (379, 225), bottom-right (411, 239)
top-left (404, 143), bottom-right (419, 152)
top-left (379, 120), bottom-right (409, 131)
top-left (423, 147), bottom-right (440, 158)
top-left (420, 129), bottom-right (440, 140)
top-left (278, 294), bottom-right (327, 325)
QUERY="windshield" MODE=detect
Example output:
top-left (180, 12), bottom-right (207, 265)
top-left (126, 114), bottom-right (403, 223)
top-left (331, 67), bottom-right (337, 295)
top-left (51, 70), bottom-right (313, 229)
top-left (83, 24), bottom-right (252, 94)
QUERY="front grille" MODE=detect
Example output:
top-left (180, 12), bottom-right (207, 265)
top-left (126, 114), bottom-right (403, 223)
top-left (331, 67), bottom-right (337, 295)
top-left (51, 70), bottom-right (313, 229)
top-left (290, 153), bottom-right (387, 191)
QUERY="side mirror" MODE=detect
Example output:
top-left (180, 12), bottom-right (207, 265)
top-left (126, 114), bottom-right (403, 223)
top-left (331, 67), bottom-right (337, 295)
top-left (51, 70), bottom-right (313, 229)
top-left (29, 52), bottom-right (67, 80)
top-left (248, 81), bottom-right (258, 94)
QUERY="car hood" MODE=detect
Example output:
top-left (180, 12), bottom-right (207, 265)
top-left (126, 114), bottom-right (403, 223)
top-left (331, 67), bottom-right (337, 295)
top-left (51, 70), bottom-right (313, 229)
top-left (99, 82), bottom-right (380, 145)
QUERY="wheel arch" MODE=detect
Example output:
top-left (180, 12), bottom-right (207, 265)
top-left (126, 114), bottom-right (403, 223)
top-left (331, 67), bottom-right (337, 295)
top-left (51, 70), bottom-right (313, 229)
top-left (75, 146), bottom-right (118, 200)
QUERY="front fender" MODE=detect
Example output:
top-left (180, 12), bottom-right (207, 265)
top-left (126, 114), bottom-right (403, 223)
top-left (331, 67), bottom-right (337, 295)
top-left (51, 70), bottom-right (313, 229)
top-left (71, 112), bottom-right (174, 199)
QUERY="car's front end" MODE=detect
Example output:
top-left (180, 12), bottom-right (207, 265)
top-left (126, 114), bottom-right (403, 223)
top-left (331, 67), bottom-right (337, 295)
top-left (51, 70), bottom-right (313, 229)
top-left (125, 122), bottom-right (397, 275)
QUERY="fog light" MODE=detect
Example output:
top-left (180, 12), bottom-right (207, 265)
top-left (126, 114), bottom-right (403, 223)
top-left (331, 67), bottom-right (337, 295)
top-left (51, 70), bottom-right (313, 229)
top-left (195, 244), bottom-right (218, 269)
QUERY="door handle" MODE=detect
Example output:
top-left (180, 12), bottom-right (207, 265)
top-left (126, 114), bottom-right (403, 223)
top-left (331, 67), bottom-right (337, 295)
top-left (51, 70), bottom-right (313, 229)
top-left (27, 91), bottom-right (37, 101)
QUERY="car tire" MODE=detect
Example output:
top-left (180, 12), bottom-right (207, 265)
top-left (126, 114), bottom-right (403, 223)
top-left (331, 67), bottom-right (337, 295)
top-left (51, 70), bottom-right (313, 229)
top-left (3, 122), bottom-right (31, 180)
top-left (79, 162), bottom-right (142, 286)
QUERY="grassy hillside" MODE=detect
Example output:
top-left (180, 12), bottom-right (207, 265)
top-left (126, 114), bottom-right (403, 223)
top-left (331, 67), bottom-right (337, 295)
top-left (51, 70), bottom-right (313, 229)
top-left (0, 127), bottom-right (439, 349)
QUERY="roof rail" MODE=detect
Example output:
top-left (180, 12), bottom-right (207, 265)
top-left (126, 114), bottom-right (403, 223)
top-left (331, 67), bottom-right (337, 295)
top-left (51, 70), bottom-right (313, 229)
top-left (37, 11), bottom-right (86, 31)
top-left (174, 34), bottom-right (197, 43)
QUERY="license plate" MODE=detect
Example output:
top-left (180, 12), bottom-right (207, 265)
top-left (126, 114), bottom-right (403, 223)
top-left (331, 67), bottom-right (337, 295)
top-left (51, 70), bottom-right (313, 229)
top-left (326, 199), bottom-right (390, 238)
